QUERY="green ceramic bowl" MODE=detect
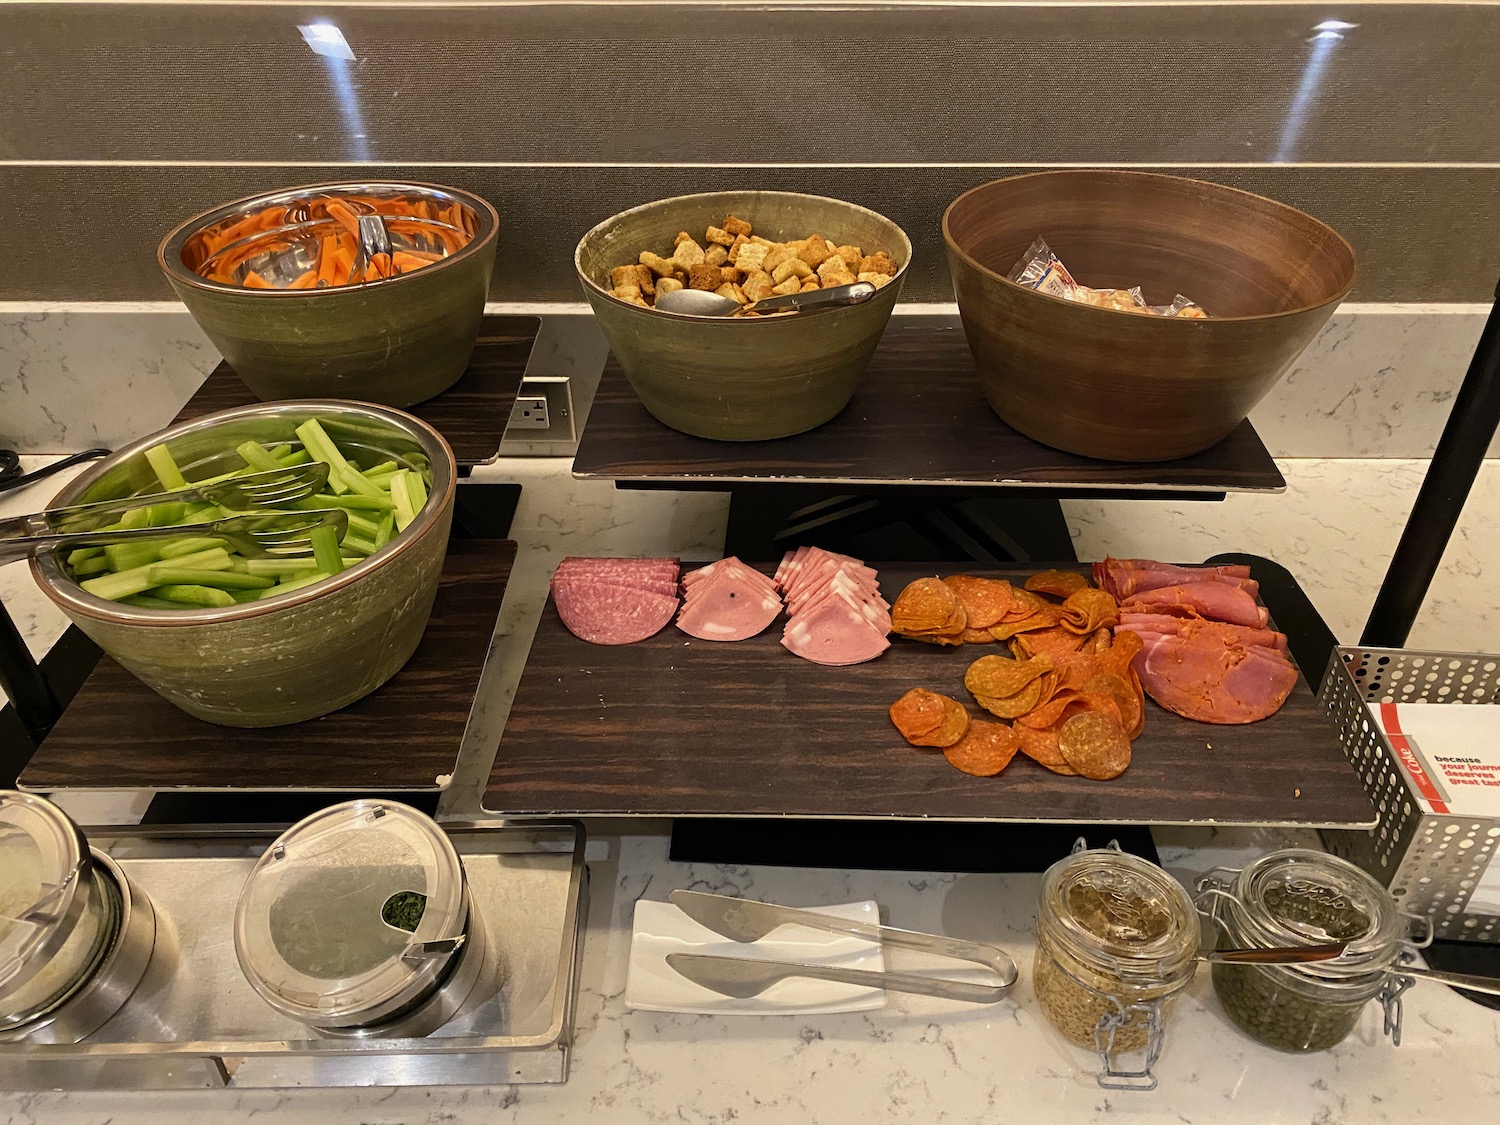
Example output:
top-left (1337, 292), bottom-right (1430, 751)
top-left (575, 191), bottom-right (910, 441)
top-left (31, 401), bottom-right (456, 728)
top-left (159, 182), bottom-right (498, 408)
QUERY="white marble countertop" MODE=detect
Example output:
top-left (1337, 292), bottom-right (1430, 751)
top-left (2, 826), bottom-right (1497, 1124)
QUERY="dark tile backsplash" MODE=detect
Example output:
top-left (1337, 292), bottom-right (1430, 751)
top-left (2, 1), bottom-right (1496, 301)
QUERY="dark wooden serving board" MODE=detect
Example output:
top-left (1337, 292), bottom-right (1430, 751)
top-left (21, 540), bottom-right (515, 792)
top-left (174, 315), bottom-right (539, 466)
top-left (572, 318), bottom-right (1286, 494)
top-left (486, 561), bottom-right (1374, 826)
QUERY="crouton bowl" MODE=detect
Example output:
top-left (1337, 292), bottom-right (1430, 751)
top-left (575, 191), bottom-right (911, 441)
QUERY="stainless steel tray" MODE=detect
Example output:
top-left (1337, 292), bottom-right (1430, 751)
top-left (0, 820), bottom-right (587, 1089)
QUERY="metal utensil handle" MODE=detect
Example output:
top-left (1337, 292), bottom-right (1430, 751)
top-left (744, 281), bottom-right (877, 316)
top-left (1398, 965), bottom-right (1500, 997)
top-left (1197, 942), bottom-right (1348, 965)
top-left (33, 463), bottom-right (328, 532)
top-left (0, 520), bottom-right (223, 566)
top-left (680, 956), bottom-right (1012, 1003)
top-left (746, 903), bottom-right (1018, 985)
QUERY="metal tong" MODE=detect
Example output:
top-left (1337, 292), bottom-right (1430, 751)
top-left (664, 890), bottom-right (1018, 1004)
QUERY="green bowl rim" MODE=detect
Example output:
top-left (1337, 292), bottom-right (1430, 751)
top-left (30, 399), bottom-right (456, 627)
top-left (941, 169), bottom-right (1358, 326)
top-left (573, 189), bottom-right (913, 324)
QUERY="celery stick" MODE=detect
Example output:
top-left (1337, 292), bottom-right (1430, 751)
top-left (144, 444), bottom-right (188, 490)
top-left (67, 547), bottom-right (104, 567)
top-left (278, 449), bottom-right (312, 467)
top-left (296, 493), bottom-right (394, 512)
top-left (365, 469), bottom-right (398, 489)
top-left (243, 557), bottom-right (321, 577)
top-left (363, 461), bottom-right (398, 477)
top-left (185, 502), bottom-right (222, 521)
top-left (118, 507), bottom-right (152, 530)
top-left (294, 419), bottom-right (367, 496)
top-left (344, 511), bottom-right (381, 539)
top-left (406, 472), bottom-right (428, 513)
top-left (310, 525), bottom-right (344, 575)
top-left (266, 444), bottom-right (292, 460)
top-left (80, 547), bottom-right (231, 601)
top-left (143, 502), bottom-right (188, 527)
top-left (389, 470), bottom-right (417, 531)
top-left (257, 571), bottom-right (333, 599)
top-left (342, 534), bottom-right (378, 557)
top-left (230, 589), bottom-right (264, 603)
top-left (236, 440), bottom-right (283, 473)
top-left (153, 584), bottom-right (235, 608)
top-left (104, 540), bottom-right (165, 573)
top-left (72, 555), bottom-right (111, 577)
top-left (158, 536), bottom-right (227, 559)
top-left (146, 567), bottom-right (273, 590)
top-left (373, 511), bottom-right (394, 549)
top-left (229, 559), bottom-right (249, 573)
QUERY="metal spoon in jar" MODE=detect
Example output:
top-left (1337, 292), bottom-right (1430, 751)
top-left (654, 280), bottom-right (876, 318)
top-left (1195, 942), bottom-right (1349, 965)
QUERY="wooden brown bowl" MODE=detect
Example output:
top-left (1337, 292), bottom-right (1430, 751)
top-left (942, 171), bottom-right (1356, 461)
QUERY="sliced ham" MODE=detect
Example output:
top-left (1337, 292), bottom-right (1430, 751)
top-left (1118, 614), bottom-right (1289, 656)
top-left (1093, 557), bottom-right (1258, 599)
top-left (1121, 583), bottom-right (1269, 628)
top-left (781, 598), bottom-right (890, 666)
top-left (1132, 633), bottom-right (1297, 724)
top-left (676, 559), bottom-right (783, 642)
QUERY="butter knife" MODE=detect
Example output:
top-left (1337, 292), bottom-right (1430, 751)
top-left (667, 890), bottom-right (1018, 1000)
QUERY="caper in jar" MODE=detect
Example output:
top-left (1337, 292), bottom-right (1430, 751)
top-left (1212, 963), bottom-right (1372, 1052)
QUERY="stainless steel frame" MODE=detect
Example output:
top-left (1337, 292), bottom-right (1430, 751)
top-left (0, 821), bottom-right (588, 1089)
top-left (1319, 647), bottom-right (1500, 942)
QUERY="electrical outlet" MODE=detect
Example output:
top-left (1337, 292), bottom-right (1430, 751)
top-left (503, 376), bottom-right (576, 446)
top-left (510, 395), bottom-right (550, 430)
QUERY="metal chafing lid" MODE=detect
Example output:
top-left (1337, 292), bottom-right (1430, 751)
top-left (0, 792), bottom-right (90, 1002)
top-left (233, 800), bottom-right (467, 1023)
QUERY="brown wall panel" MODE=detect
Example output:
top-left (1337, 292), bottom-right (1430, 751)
top-left (0, 2), bottom-right (1495, 163)
top-left (2, 163), bottom-right (1496, 302)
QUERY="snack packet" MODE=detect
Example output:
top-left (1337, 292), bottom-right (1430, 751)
top-left (1007, 237), bottom-right (1208, 317)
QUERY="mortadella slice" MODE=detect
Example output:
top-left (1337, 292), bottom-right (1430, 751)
top-left (781, 599), bottom-right (890, 666)
top-left (676, 566), bottom-right (783, 641)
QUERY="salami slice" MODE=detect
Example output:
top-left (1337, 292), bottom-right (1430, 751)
top-left (552, 579), bottom-right (679, 645)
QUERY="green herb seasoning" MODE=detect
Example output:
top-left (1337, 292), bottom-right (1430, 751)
top-left (381, 891), bottom-right (427, 933)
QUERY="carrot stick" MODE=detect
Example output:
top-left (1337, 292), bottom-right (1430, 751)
top-left (217, 213), bottom-right (267, 245)
top-left (242, 271), bottom-right (273, 289)
top-left (392, 252), bottom-right (435, 272)
top-left (315, 235), bottom-right (339, 286)
top-left (332, 245), bottom-right (355, 285)
top-left (288, 270), bottom-right (317, 289)
top-left (326, 201), bottom-right (361, 235)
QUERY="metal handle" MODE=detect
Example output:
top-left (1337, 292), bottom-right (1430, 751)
top-left (0, 520), bottom-right (222, 566)
top-left (745, 902), bottom-right (1018, 986)
top-left (1397, 964), bottom-right (1500, 997)
top-left (665, 954), bottom-right (1012, 1003)
top-left (743, 280), bottom-right (877, 317)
